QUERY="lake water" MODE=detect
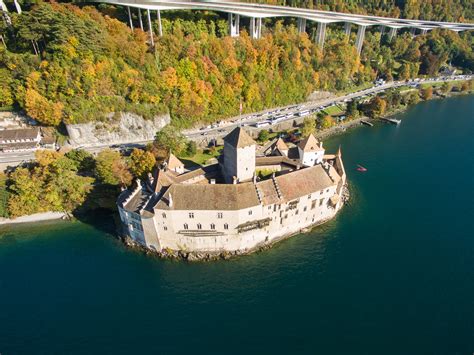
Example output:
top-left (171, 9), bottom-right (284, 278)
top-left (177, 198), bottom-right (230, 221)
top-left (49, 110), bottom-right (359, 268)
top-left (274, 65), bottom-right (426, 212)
top-left (1, 95), bottom-right (473, 355)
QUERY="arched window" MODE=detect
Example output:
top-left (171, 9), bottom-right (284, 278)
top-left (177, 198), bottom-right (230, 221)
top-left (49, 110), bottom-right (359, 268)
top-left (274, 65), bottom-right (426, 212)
top-left (224, 223), bottom-right (229, 230)
top-left (183, 223), bottom-right (188, 230)
top-left (162, 213), bottom-right (166, 218)
top-left (210, 223), bottom-right (215, 230)
top-left (197, 223), bottom-right (202, 230)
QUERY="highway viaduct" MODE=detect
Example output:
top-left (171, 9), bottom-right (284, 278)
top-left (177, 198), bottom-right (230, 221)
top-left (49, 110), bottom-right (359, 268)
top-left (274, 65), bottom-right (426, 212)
top-left (94, 0), bottom-right (473, 54)
top-left (2, 0), bottom-right (473, 52)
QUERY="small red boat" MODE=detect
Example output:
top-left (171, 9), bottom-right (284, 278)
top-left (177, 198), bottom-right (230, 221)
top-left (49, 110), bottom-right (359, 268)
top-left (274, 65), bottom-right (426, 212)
top-left (356, 164), bottom-right (367, 172)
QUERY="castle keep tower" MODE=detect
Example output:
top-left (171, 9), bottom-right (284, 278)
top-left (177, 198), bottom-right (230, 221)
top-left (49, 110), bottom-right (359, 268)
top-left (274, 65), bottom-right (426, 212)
top-left (223, 127), bottom-right (256, 183)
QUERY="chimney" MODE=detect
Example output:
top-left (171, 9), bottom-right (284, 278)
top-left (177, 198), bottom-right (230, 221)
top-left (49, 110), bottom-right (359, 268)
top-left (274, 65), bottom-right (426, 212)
top-left (232, 176), bottom-right (238, 184)
top-left (319, 142), bottom-right (323, 148)
top-left (210, 179), bottom-right (216, 184)
top-left (148, 172), bottom-right (154, 185)
top-left (168, 193), bottom-right (173, 207)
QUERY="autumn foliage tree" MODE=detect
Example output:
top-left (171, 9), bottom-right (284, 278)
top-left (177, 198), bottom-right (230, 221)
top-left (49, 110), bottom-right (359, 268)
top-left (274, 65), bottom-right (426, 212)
top-left (95, 149), bottom-right (132, 186)
top-left (128, 148), bottom-right (156, 179)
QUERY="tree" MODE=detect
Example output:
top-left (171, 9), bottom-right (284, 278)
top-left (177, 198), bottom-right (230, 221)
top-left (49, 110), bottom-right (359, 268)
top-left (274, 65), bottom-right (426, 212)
top-left (95, 149), bottom-right (132, 186)
top-left (420, 86), bottom-right (433, 100)
top-left (24, 89), bottom-right (63, 126)
top-left (441, 82), bottom-right (453, 94)
top-left (65, 149), bottom-right (95, 172)
top-left (185, 141), bottom-right (197, 156)
top-left (365, 96), bottom-right (387, 118)
top-left (7, 152), bottom-right (94, 217)
top-left (128, 148), bottom-right (156, 178)
top-left (257, 129), bottom-right (269, 142)
top-left (154, 126), bottom-right (187, 157)
top-left (301, 117), bottom-right (316, 137)
top-left (319, 115), bottom-right (334, 129)
top-left (346, 99), bottom-right (359, 118)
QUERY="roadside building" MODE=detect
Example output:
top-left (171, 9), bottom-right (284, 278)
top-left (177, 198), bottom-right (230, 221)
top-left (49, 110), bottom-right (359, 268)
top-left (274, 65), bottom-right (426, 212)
top-left (0, 127), bottom-right (41, 152)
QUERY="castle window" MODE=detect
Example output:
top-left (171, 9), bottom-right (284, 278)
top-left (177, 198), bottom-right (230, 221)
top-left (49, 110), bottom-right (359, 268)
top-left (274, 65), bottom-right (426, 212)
top-left (189, 212), bottom-right (194, 219)
top-left (210, 223), bottom-right (215, 230)
top-left (163, 226), bottom-right (168, 231)
top-left (320, 190), bottom-right (323, 195)
top-left (304, 206), bottom-right (307, 212)
top-left (184, 223), bottom-right (188, 230)
top-left (217, 212), bottom-right (223, 219)
top-left (308, 194), bottom-right (312, 199)
top-left (319, 199), bottom-right (324, 206)
top-left (162, 213), bottom-right (166, 218)
top-left (197, 223), bottom-right (202, 230)
top-left (311, 200), bottom-right (317, 209)
top-left (224, 223), bottom-right (229, 230)
top-left (248, 210), bottom-right (253, 215)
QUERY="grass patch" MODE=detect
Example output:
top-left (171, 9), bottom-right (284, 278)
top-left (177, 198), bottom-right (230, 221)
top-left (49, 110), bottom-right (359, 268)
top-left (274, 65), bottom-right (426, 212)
top-left (180, 146), bottom-right (223, 167)
top-left (322, 105), bottom-right (345, 116)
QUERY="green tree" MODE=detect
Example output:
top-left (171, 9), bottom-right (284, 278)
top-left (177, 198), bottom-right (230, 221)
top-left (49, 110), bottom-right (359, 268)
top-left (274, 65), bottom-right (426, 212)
top-left (257, 129), bottom-right (270, 142)
top-left (185, 141), bottom-right (197, 156)
top-left (154, 126), bottom-right (187, 156)
top-left (65, 149), bottom-right (95, 172)
top-left (346, 100), bottom-right (360, 118)
top-left (441, 82), bottom-right (453, 94)
top-left (301, 117), bottom-right (316, 137)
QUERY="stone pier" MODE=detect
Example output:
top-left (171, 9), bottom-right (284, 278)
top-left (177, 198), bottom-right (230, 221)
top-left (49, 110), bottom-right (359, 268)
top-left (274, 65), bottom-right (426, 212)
top-left (355, 25), bottom-right (366, 54)
top-left (229, 13), bottom-right (240, 37)
top-left (315, 22), bottom-right (327, 48)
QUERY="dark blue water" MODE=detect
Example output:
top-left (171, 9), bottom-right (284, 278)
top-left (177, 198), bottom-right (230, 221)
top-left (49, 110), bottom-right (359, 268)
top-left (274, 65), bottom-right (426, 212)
top-left (1, 96), bottom-right (473, 355)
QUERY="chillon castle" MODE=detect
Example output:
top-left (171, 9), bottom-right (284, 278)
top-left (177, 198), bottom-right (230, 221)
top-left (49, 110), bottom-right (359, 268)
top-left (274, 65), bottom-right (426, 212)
top-left (117, 127), bottom-right (347, 258)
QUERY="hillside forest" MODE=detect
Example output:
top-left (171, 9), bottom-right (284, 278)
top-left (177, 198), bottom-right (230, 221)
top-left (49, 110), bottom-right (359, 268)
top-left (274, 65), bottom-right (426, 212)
top-left (0, 0), bottom-right (473, 130)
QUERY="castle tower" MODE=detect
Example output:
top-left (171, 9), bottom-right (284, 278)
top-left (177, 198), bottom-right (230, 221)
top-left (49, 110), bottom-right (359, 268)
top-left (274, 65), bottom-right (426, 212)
top-left (223, 127), bottom-right (256, 183)
top-left (298, 134), bottom-right (325, 166)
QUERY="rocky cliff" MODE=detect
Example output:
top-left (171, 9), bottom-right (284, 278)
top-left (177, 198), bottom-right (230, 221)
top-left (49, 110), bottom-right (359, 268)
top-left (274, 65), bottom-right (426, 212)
top-left (65, 112), bottom-right (170, 147)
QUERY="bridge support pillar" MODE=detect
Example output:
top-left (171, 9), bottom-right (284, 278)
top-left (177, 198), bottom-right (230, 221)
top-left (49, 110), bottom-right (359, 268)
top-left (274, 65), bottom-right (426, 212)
top-left (156, 10), bottom-right (163, 36)
top-left (13, 0), bottom-right (21, 14)
top-left (297, 18), bottom-right (306, 33)
top-left (410, 27), bottom-right (416, 36)
top-left (147, 9), bottom-right (154, 46)
top-left (315, 22), bottom-right (327, 48)
top-left (127, 6), bottom-right (133, 31)
top-left (388, 27), bottom-right (397, 41)
top-left (420, 29), bottom-right (427, 35)
top-left (344, 22), bottom-right (351, 37)
top-left (380, 25), bottom-right (385, 36)
top-left (355, 25), bottom-right (366, 55)
top-left (228, 13), bottom-right (240, 37)
top-left (138, 8), bottom-right (144, 31)
top-left (0, 0), bottom-right (12, 26)
top-left (250, 17), bottom-right (262, 39)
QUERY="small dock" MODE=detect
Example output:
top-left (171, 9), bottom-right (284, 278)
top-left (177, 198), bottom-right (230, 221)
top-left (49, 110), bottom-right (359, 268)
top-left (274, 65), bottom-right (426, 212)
top-left (382, 118), bottom-right (401, 125)
top-left (361, 120), bottom-right (373, 127)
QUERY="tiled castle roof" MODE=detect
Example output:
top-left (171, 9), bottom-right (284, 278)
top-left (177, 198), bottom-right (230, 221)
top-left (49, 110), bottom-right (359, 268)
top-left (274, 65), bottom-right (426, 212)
top-left (224, 127), bottom-right (255, 148)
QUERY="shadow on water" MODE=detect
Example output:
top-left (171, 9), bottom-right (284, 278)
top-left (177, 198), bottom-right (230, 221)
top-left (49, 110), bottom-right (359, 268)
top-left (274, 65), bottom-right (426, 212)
top-left (71, 183), bottom-right (121, 237)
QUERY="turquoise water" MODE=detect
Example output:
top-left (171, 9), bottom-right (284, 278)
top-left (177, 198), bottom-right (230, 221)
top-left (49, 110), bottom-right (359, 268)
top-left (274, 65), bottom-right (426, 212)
top-left (1, 96), bottom-right (473, 355)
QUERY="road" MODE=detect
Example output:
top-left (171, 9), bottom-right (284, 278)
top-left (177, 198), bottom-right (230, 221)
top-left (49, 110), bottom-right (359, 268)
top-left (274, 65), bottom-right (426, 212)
top-left (184, 75), bottom-right (473, 139)
top-left (0, 75), bottom-right (472, 165)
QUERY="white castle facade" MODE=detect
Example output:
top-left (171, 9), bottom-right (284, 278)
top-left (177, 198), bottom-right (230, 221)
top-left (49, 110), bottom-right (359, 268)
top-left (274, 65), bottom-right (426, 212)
top-left (117, 127), bottom-right (347, 258)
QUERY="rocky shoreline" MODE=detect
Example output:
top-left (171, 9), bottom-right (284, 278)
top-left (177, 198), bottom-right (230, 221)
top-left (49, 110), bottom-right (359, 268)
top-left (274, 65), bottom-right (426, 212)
top-left (119, 183), bottom-right (350, 262)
